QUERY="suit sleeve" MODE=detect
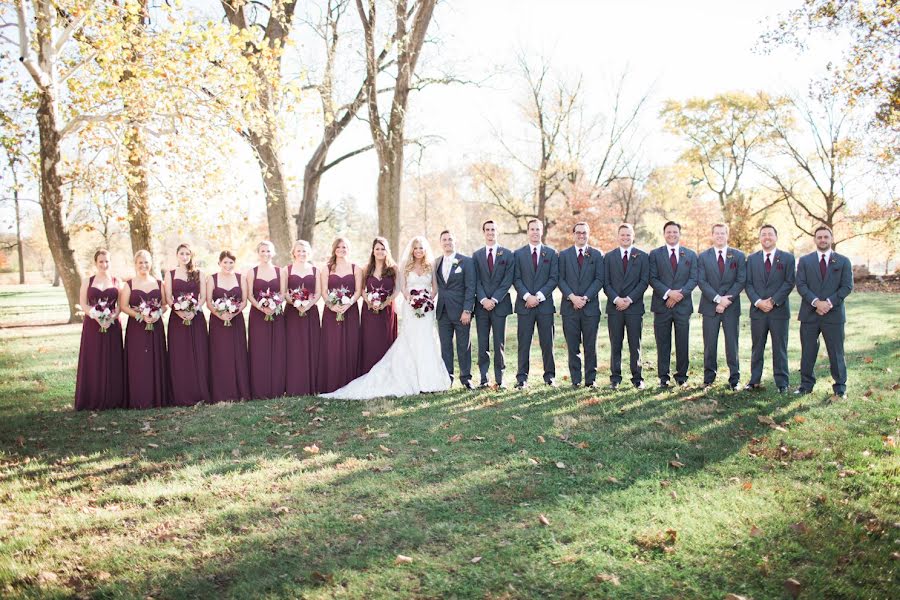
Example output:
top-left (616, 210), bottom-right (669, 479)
top-left (697, 254), bottom-right (718, 302)
top-left (463, 257), bottom-right (477, 312)
top-left (602, 255), bottom-right (620, 301)
top-left (558, 251), bottom-right (575, 298)
top-left (648, 251), bottom-right (667, 296)
top-left (496, 254), bottom-right (515, 303)
top-left (538, 251), bottom-right (559, 300)
top-left (773, 257), bottom-right (795, 307)
top-left (795, 258), bottom-right (816, 305)
top-left (513, 253), bottom-right (528, 297)
top-left (682, 252), bottom-right (699, 294)
top-left (474, 254), bottom-right (488, 303)
top-left (829, 258), bottom-right (853, 307)
top-left (726, 253), bottom-right (746, 298)
top-left (585, 252), bottom-right (604, 300)
top-left (628, 257), bottom-right (650, 303)
top-left (744, 257), bottom-right (761, 305)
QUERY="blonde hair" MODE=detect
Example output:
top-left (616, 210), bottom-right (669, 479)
top-left (291, 240), bottom-right (312, 261)
top-left (256, 240), bottom-right (276, 256)
top-left (402, 236), bottom-right (434, 276)
top-left (134, 249), bottom-right (153, 266)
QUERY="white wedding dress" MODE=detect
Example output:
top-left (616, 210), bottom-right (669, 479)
top-left (321, 271), bottom-right (451, 399)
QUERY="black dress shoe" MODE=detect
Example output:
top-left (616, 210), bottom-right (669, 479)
top-left (658, 382), bottom-right (671, 390)
top-left (478, 381), bottom-right (490, 389)
top-left (514, 382), bottom-right (528, 390)
top-left (462, 381), bottom-right (475, 390)
top-left (584, 382), bottom-right (596, 389)
top-left (777, 387), bottom-right (787, 393)
top-left (634, 381), bottom-right (645, 390)
top-left (570, 382), bottom-right (581, 388)
top-left (794, 388), bottom-right (812, 395)
top-left (744, 383), bottom-right (762, 391)
top-left (608, 382), bottom-right (620, 390)
top-left (545, 380), bottom-right (557, 387)
top-left (729, 384), bottom-right (740, 392)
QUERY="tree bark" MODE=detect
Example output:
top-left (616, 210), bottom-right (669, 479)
top-left (37, 91), bottom-right (81, 321)
top-left (376, 136), bottom-right (404, 250)
top-left (248, 126), bottom-right (293, 254)
top-left (12, 171), bottom-right (25, 284)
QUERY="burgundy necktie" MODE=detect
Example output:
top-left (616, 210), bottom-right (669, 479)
top-left (532, 248), bottom-right (538, 272)
top-left (577, 248), bottom-right (584, 269)
top-left (819, 255), bottom-right (827, 279)
top-left (487, 248), bottom-right (494, 274)
top-left (765, 253), bottom-right (772, 275)
top-left (670, 249), bottom-right (678, 273)
top-left (717, 250), bottom-right (725, 275)
top-left (622, 250), bottom-right (628, 273)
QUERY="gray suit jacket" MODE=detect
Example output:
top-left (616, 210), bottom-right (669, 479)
top-left (558, 245), bottom-right (604, 317)
top-left (603, 247), bottom-right (649, 315)
top-left (745, 249), bottom-right (795, 320)
top-left (795, 251), bottom-right (853, 324)
top-left (472, 246), bottom-right (514, 317)
top-left (648, 246), bottom-right (699, 316)
top-left (513, 245), bottom-right (559, 315)
top-left (435, 253), bottom-right (476, 321)
top-left (697, 247), bottom-right (746, 317)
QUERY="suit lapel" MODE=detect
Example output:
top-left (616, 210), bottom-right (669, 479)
top-left (436, 256), bottom-right (445, 286)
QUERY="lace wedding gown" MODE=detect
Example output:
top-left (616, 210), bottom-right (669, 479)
top-left (321, 271), bottom-right (451, 399)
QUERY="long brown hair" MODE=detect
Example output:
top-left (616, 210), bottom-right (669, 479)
top-left (176, 243), bottom-right (199, 282)
top-left (327, 237), bottom-right (351, 273)
top-left (365, 237), bottom-right (397, 279)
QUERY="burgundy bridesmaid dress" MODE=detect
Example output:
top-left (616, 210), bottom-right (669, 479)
top-left (318, 265), bottom-right (361, 393)
top-left (248, 266), bottom-right (287, 399)
top-left (208, 273), bottom-right (251, 403)
top-left (285, 265), bottom-right (320, 396)
top-left (167, 271), bottom-right (211, 406)
top-left (74, 276), bottom-right (125, 411)
top-left (359, 274), bottom-right (398, 375)
top-left (124, 280), bottom-right (172, 409)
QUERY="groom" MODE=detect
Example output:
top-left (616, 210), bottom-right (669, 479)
top-left (435, 230), bottom-right (477, 389)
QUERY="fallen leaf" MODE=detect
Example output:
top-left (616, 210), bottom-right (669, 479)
top-left (378, 445), bottom-right (392, 454)
top-left (783, 577), bottom-right (802, 599)
top-left (408, 439), bottom-right (419, 445)
top-left (789, 522), bottom-right (809, 535)
top-left (507, 434), bottom-right (516, 443)
top-left (793, 415), bottom-right (806, 424)
top-left (606, 476), bottom-right (619, 484)
top-left (37, 571), bottom-right (58, 585)
top-left (448, 434), bottom-right (463, 443)
top-left (538, 514), bottom-right (551, 526)
top-left (555, 461), bottom-right (566, 469)
top-left (274, 506), bottom-right (290, 514)
top-left (670, 490), bottom-right (678, 500)
top-left (471, 435), bottom-right (485, 441)
top-left (303, 444), bottom-right (320, 454)
top-left (742, 481), bottom-right (753, 491)
top-left (724, 595), bottom-right (748, 600)
top-left (147, 443), bottom-right (159, 449)
top-left (350, 514), bottom-right (366, 522)
top-left (537, 435), bottom-right (546, 443)
top-left (595, 573), bottom-right (620, 586)
top-left (361, 411), bottom-right (371, 417)
top-left (95, 571), bottom-right (112, 581)
top-left (376, 432), bottom-right (390, 438)
top-left (527, 458), bottom-right (538, 465)
top-left (231, 448), bottom-right (241, 458)
top-left (395, 554), bottom-right (413, 564)
top-left (659, 480), bottom-right (670, 487)
top-left (15, 436), bottom-right (24, 447)
top-left (863, 356), bottom-right (874, 363)
top-left (750, 525), bottom-right (764, 537)
top-left (470, 556), bottom-right (482, 564)
top-left (757, 415), bottom-right (777, 426)
top-left (669, 460), bottom-right (685, 469)
top-left (511, 415), bottom-right (523, 421)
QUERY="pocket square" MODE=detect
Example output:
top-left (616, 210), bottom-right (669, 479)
top-left (730, 262), bottom-right (737, 270)
top-left (543, 259), bottom-right (549, 264)
top-left (776, 264), bottom-right (784, 271)
top-left (454, 267), bottom-right (463, 274)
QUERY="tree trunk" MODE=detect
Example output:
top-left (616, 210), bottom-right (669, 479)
top-left (124, 119), bottom-right (153, 254)
top-left (37, 92), bottom-right (81, 321)
top-left (248, 128), bottom-right (293, 255)
top-left (13, 174), bottom-right (25, 284)
top-left (377, 137), bottom-right (404, 251)
top-left (296, 143), bottom-right (328, 244)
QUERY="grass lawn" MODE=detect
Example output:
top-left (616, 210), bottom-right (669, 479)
top-left (0, 285), bottom-right (898, 599)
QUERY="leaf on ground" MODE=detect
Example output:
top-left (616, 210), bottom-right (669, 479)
top-left (538, 514), bottom-right (551, 526)
top-left (378, 445), bottom-right (392, 454)
top-left (95, 571), bottom-right (111, 581)
top-left (395, 554), bottom-right (413, 564)
top-left (471, 435), bottom-right (485, 441)
top-left (231, 448), bottom-right (241, 457)
top-left (537, 435), bottom-right (546, 443)
top-left (784, 577), bottom-right (802, 598)
top-left (511, 415), bottom-right (523, 421)
top-left (303, 444), bottom-right (320, 454)
top-left (372, 465), bottom-right (393, 473)
top-left (361, 411), bottom-right (371, 417)
top-left (147, 443), bottom-right (159, 449)
top-left (274, 506), bottom-right (290, 514)
top-left (408, 439), bottom-right (419, 445)
top-left (448, 434), bottom-right (463, 443)
top-left (789, 522), bottom-right (809, 535)
top-left (750, 525), bottom-right (764, 537)
top-left (15, 436), bottom-right (24, 447)
top-left (863, 356), bottom-right (874, 363)
top-left (507, 434), bottom-right (516, 443)
top-left (575, 441), bottom-right (589, 449)
top-left (350, 514), bottom-right (366, 522)
top-left (793, 415), bottom-right (806, 424)
top-left (606, 476), bottom-right (619, 484)
top-left (555, 461), bottom-right (566, 469)
top-left (470, 556), bottom-right (482, 564)
top-left (757, 415), bottom-right (776, 426)
top-left (660, 480), bottom-right (670, 487)
top-left (742, 481), bottom-right (753, 491)
top-left (37, 571), bottom-right (58, 585)
top-left (669, 460), bottom-right (685, 469)
top-left (527, 458), bottom-right (538, 465)
top-left (595, 573), bottom-right (620, 586)
top-left (724, 594), bottom-right (749, 600)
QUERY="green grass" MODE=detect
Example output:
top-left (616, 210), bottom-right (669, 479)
top-left (0, 286), bottom-right (898, 599)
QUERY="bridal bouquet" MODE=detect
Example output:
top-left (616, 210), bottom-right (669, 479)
top-left (366, 285), bottom-right (389, 313)
top-left (327, 286), bottom-right (353, 322)
top-left (213, 294), bottom-right (240, 327)
top-left (172, 292), bottom-right (200, 326)
top-left (89, 298), bottom-right (115, 333)
top-left (288, 285), bottom-right (312, 316)
top-left (409, 288), bottom-right (434, 318)
top-left (133, 297), bottom-right (162, 331)
top-left (257, 288), bottom-right (284, 322)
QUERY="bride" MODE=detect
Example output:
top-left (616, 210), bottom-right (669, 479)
top-left (321, 236), bottom-right (451, 399)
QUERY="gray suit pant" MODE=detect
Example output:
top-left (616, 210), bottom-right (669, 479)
top-left (516, 311), bottom-right (555, 384)
top-left (476, 309), bottom-right (507, 385)
top-left (654, 312), bottom-right (690, 385)
top-left (438, 315), bottom-right (472, 385)
top-left (607, 311), bottom-right (643, 386)
top-left (800, 320), bottom-right (847, 394)
top-left (561, 311), bottom-right (599, 386)
top-left (749, 316), bottom-right (790, 388)
top-left (702, 313), bottom-right (740, 386)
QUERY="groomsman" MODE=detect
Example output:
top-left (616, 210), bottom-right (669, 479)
top-left (697, 224), bottom-right (746, 390)
top-left (472, 220), bottom-right (515, 388)
top-left (744, 224), bottom-right (795, 392)
top-left (513, 219), bottom-right (559, 388)
top-left (558, 222), bottom-right (604, 387)
top-left (795, 226), bottom-right (853, 398)
top-left (603, 223), bottom-right (649, 390)
top-left (435, 230), bottom-right (477, 389)
top-left (648, 221), bottom-right (699, 388)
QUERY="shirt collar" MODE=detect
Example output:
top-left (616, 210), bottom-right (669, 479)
top-left (818, 249), bottom-right (832, 262)
top-left (763, 247), bottom-right (777, 258)
top-left (485, 244), bottom-right (497, 254)
top-left (666, 244), bottom-right (680, 253)
top-left (575, 244), bottom-right (587, 253)
top-left (530, 243), bottom-right (542, 252)
top-left (620, 245), bottom-right (633, 257)
top-left (714, 245), bottom-right (728, 256)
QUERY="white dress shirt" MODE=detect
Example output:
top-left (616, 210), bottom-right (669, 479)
top-left (753, 247), bottom-right (778, 307)
top-left (663, 244), bottom-right (681, 299)
top-left (813, 250), bottom-right (834, 306)
top-left (523, 243), bottom-right (546, 302)
top-left (442, 252), bottom-right (456, 282)
top-left (483, 245), bottom-right (499, 304)
top-left (613, 246), bottom-right (634, 303)
top-left (713, 245), bottom-right (728, 303)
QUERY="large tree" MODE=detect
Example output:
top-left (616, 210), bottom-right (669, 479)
top-left (356, 0), bottom-right (436, 251)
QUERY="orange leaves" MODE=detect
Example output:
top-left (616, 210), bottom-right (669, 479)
top-left (633, 528), bottom-right (677, 553)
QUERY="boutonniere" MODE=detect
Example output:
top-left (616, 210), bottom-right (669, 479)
top-left (540, 251), bottom-right (547, 258)
top-left (726, 253), bottom-right (733, 260)
top-left (679, 249), bottom-right (686, 258)
top-left (829, 256), bottom-right (836, 265)
top-left (774, 256), bottom-right (782, 263)
top-left (451, 257), bottom-right (460, 268)
top-left (497, 249), bottom-right (504, 257)
top-left (631, 250), bottom-right (639, 256)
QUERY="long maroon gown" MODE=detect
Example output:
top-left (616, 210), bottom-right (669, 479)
top-left (167, 271), bottom-right (211, 406)
top-left (74, 276), bottom-right (125, 411)
top-left (248, 266), bottom-right (286, 399)
top-left (208, 273), bottom-right (250, 403)
top-left (318, 266), bottom-right (361, 393)
top-left (285, 265), bottom-right (320, 396)
top-left (124, 280), bottom-right (171, 409)
top-left (359, 273), bottom-right (398, 375)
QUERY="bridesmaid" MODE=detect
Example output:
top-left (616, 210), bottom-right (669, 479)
top-left (245, 240), bottom-right (287, 399)
top-left (120, 250), bottom-right (172, 409)
top-left (282, 240), bottom-right (321, 396)
top-left (74, 249), bottom-right (125, 411)
top-left (164, 243), bottom-right (210, 406)
top-left (359, 237), bottom-right (399, 374)
top-left (205, 250), bottom-right (251, 403)
top-left (318, 237), bottom-right (363, 393)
